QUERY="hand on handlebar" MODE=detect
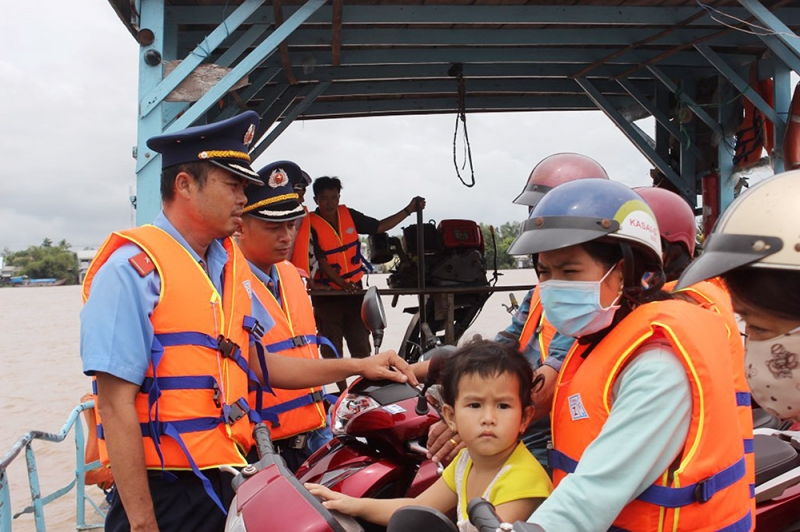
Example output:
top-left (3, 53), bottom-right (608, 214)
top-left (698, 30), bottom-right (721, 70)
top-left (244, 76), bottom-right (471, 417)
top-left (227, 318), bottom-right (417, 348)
top-left (426, 420), bottom-right (464, 464)
top-left (360, 350), bottom-right (419, 387)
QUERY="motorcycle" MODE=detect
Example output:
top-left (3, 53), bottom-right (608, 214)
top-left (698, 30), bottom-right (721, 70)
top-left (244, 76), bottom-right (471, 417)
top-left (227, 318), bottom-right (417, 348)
top-left (296, 286), bottom-right (455, 532)
top-left (224, 421), bottom-right (363, 532)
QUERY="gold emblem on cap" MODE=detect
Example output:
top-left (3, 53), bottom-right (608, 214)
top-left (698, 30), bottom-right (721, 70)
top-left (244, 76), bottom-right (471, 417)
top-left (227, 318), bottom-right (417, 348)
top-left (268, 168), bottom-right (290, 188)
top-left (243, 124), bottom-right (255, 147)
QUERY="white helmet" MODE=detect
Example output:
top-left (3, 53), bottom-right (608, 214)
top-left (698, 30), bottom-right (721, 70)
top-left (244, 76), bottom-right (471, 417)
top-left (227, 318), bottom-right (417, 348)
top-left (676, 170), bottom-right (800, 289)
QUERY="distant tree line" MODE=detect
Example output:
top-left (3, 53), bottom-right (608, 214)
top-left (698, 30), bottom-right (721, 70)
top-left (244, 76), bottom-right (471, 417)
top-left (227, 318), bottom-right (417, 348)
top-left (480, 222), bottom-right (526, 270)
top-left (2, 238), bottom-right (79, 285)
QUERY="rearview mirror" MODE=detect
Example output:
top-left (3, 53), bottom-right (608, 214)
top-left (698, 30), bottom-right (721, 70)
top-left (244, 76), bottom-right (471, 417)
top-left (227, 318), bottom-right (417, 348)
top-left (361, 286), bottom-right (386, 354)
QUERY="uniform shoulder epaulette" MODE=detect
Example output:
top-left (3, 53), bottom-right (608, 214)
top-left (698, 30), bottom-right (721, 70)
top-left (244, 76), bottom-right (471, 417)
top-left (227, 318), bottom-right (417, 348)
top-left (128, 251), bottom-right (156, 277)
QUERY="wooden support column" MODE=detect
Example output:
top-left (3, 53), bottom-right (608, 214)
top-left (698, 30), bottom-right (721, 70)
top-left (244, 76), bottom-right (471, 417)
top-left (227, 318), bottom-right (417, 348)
top-left (332, 0), bottom-right (343, 67)
top-left (274, 0), bottom-right (298, 85)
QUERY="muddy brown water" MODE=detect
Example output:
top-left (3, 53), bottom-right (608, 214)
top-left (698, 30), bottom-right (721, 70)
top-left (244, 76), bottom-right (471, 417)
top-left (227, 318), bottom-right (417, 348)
top-left (0, 270), bottom-right (536, 530)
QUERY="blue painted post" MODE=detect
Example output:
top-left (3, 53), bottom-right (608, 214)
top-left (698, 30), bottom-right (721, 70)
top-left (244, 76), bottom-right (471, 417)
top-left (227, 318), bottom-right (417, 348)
top-left (0, 470), bottom-right (11, 532)
top-left (74, 408), bottom-right (86, 528)
top-left (773, 59), bottom-right (791, 174)
top-left (24, 444), bottom-right (45, 531)
top-left (135, 0), bottom-right (168, 225)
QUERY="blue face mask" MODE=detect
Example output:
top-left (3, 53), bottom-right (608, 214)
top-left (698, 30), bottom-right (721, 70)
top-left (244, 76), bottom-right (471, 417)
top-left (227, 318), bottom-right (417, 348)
top-left (538, 265), bottom-right (621, 338)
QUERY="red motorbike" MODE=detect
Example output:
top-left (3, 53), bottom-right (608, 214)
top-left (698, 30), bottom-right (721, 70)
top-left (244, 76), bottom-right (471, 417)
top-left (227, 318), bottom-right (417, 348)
top-left (296, 287), bottom-right (456, 532)
top-left (225, 287), bottom-right (454, 532)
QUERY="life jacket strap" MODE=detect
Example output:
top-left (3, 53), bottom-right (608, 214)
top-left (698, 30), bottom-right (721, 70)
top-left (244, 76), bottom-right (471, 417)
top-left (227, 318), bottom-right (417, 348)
top-left (261, 390), bottom-right (326, 421)
top-left (637, 456), bottom-right (746, 507)
top-left (550, 449), bottom-right (747, 508)
top-left (735, 392), bottom-right (751, 406)
top-left (320, 239), bottom-right (359, 256)
top-left (263, 335), bottom-right (341, 358)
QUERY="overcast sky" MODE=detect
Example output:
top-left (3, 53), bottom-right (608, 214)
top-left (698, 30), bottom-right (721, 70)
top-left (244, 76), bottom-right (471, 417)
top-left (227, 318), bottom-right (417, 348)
top-left (1, 2), bottom-right (676, 252)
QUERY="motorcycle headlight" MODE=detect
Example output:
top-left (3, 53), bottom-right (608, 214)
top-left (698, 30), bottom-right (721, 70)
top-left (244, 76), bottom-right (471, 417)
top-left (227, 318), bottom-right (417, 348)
top-left (332, 393), bottom-right (380, 437)
top-left (224, 497), bottom-right (246, 532)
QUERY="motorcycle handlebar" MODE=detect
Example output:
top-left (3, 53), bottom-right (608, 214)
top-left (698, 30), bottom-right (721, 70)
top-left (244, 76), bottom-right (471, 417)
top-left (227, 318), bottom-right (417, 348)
top-left (253, 422), bottom-right (275, 459)
top-left (466, 498), bottom-right (545, 532)
top-left (467, 498), bottom-right (505, 531)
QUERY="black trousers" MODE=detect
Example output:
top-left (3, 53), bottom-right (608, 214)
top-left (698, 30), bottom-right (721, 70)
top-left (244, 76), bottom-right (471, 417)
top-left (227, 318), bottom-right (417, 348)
top-left (312, 292), bottom-right (372, 360)
top-left (104, 469), bottom-right (235, 532)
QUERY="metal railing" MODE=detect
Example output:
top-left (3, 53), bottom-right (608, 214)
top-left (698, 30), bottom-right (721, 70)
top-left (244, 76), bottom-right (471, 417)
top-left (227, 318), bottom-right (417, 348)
top-left (0, 400), bottom-right (107, 531)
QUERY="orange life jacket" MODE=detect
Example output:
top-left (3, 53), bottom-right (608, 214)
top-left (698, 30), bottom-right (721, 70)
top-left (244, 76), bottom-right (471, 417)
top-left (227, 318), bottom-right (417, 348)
top-left (80, 393), bottom-right (114, 490)
top-left (666, 278), bottom-right (756, 516)
top-left (551, 300), bottom-right (752, 531)
top-left (309, 205), bottom-right (366, 288)
top-left (290, 207), bottom-right (312, 278)
top-left (517, 286), bottom-right (557, 364)
top-left (249, 261), bottom-right (328, 440)
top-left (82, 226), bottom-right (261, 473)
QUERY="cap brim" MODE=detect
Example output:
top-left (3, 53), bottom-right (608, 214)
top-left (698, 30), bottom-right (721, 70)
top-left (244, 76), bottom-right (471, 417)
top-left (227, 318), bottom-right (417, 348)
top-left (675, 233), bottom-right (783, 289)
top-left (508, 228), bottom-right (608, 256)
top-left (246, 202), bottom-right (307, 223)
top-left (512, 188), bottom-right (549, 207)
top-left (507, 216), bottom-right (619, 256)
top-left (209, 159), bottom-right (264, 185)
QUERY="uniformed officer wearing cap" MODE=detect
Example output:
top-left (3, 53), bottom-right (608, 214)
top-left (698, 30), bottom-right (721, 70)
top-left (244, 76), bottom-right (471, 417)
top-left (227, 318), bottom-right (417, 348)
top-left (80, 111), bottom-right (280, 532)
top-left (237, 161), bottom-right (420, 472)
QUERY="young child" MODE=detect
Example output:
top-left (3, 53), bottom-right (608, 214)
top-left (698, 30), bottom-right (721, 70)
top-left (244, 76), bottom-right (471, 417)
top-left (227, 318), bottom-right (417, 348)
top-left (305, 339), bottom-right (553, 530)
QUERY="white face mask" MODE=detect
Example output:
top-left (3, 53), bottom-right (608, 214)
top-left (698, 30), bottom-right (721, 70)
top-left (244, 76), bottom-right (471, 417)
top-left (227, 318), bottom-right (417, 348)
top-left (745, 326), bottom-right (800, 422)
top-left (538, 264), bottom-right (621, 338)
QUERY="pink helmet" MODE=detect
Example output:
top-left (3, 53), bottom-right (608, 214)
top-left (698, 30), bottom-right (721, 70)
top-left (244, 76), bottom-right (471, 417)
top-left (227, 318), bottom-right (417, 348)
top-left (513, 153), bottom-right (609, 207)
top-left (634, 186), bottom-right (697, 256)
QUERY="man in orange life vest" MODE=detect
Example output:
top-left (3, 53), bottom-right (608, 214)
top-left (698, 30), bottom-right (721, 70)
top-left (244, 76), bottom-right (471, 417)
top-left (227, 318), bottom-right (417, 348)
top-left (80, 113), bottom-right (417, 532)
top-left (238, 160), bottom-right (412, 471)
top-left (307, 176), bottom-right (425, 387)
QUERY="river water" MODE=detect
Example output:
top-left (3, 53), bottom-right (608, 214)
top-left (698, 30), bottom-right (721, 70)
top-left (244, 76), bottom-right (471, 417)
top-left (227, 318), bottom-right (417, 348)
top-left (0, 270), bottom-right (536, 530)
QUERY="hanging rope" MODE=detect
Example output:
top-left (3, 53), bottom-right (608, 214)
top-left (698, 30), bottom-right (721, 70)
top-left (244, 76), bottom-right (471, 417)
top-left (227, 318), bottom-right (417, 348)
top-left (449, 63), bottom-right (476, 188)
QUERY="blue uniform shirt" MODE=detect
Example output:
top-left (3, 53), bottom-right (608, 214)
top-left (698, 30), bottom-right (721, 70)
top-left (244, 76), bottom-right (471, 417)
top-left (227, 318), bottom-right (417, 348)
top-left (81, 212), bottom-right (274, 385)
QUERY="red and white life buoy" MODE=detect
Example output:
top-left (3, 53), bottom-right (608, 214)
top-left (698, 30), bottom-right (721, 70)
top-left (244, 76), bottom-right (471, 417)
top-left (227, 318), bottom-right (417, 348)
top-left (784, 81), bottom-right (800, 170)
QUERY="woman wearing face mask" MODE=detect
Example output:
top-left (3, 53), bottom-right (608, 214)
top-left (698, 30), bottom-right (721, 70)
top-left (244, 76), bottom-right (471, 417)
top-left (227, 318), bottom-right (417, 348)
top-left (677, 170), bottom-right (800, 425)
top-left (508, 179), bottom-right (752, 532)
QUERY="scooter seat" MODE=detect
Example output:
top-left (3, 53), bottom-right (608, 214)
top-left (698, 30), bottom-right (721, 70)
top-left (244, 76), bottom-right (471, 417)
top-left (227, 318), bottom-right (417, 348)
top-left (754, 434), bottom-right (800, 486)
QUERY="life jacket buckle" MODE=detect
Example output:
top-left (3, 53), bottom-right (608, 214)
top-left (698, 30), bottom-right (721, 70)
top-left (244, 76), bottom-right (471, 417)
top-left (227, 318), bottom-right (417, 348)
top-left (310, 390), bottom-right (324, 403)
top-left (226, 402), bottom-right (247, 424)
top-left (694, 478), bottom-right (712, 504)
top-left (212, 382), bottom-right (221, 408)
top-left (243, 318), bottom-right (265, 340)
top-left (217, 336), bottom-right (240, 359)
top-left (291, 335), bottom-right (309, 348)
